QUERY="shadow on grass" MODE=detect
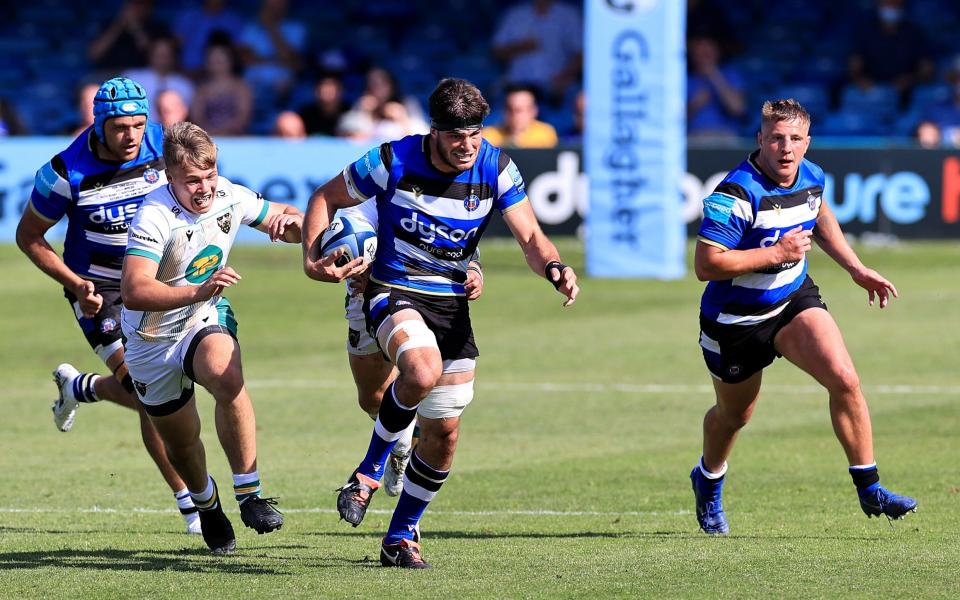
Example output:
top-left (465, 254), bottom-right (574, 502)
top-left (0, 544), bottom-right (366, 574)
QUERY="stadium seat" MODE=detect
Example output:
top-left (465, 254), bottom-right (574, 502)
top-left (839, 83), bottom-right (898, 124)
top-left (909, 84), bottom-right (952, 114)
top-left (775, 83), bottom-right (830, 119)
top-left (819, 110), bottom-right (885, 137)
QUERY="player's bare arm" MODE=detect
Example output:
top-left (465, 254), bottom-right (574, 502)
top-left (813, 200), bottom-right (897, 308)
top-left (502, 200), bottom-right (579, 306)
top-left (464, 260), bottom-right (484, 301)
top-left (302, 176), bottom-right (365, 282)
top-left (694, 227), bottom-right (812, 282)
top-left (16, 206), bottom-right (104, 318)
top-left (257, 201), bottom-right (303, 243)
top-left (121, 254), bottom-right (241, 312)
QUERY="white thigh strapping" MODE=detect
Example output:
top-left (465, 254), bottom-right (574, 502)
top-left (381, 318), bottom-right (437, 363)
top-left (417, 380), bottom-right (475, 419)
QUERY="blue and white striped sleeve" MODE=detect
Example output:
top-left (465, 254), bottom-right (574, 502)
top-left (697, 182), bottom-right (753, 251)
top-left (30, 159), bottom-right (72, 223)
top-left (342, 144), bottom-right (390, 202)
top-left (495, 152), bottom-right (528, 214)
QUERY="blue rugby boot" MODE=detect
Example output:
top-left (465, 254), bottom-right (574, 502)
top-left (858, 484), bottom-right (918, 520)
top-left (691, 464), bottom-right (729, 535)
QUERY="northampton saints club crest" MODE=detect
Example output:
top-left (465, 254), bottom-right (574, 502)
top-left (217, 213), bottom-right (232, 234)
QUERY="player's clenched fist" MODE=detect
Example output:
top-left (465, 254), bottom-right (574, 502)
top-left (197, 266), bottom-right (242, 300)
top-left (74, 279), bottom-right (104, 318)
top-left (774, 226), bottom-right (812, 263)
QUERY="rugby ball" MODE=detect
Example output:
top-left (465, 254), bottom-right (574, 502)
top-left (319, 215), bottom-right (377, 267)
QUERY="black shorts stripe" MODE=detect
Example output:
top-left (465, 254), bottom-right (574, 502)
top-left (141, 385), bottom-right (194, 417)
top-left (182, 325), bottom-right (238, 383)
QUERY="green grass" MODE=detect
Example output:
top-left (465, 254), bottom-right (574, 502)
top-left (1, 239), bottom-right (958, 598)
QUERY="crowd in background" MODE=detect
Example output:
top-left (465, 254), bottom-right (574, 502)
top-left (687, 0), bottom-right (960, 147)
top-left (4, 0), bottom-right (960, 147)
top-left (0, 0), bottom-right (582, 148)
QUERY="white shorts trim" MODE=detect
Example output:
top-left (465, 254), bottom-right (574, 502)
top-left (442, 358), bottom-right (476, 374)
top-left (95, 339), bottom-right (123, 364)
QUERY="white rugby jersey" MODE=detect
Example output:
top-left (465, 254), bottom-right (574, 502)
top-left (121, 177), bottom-right (268, 342)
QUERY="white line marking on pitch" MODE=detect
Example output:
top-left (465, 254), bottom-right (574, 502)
top-left (245, 379), bottom-right (960, 395)
top-left (0, 507), bottom-right (689, 517)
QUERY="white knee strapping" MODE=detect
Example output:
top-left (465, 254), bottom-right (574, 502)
top-left (442, 358), bottom-right (476, 374)
top-left (383, 319), bottom-right (437, 363)
top-left (418, 380), bottom-right (475, 419)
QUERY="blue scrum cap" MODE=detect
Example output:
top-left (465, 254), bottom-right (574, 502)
top-left (93, 77), bottom-right (149, 142)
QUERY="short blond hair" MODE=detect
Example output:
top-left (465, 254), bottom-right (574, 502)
top-left (163, 121), bottom-right (217, 173)
top-left (761, 98), bottom-right (811, 130)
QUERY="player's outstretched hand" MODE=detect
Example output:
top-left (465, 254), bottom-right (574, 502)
top-left (549, 265), bottom-right (579, 307)
top-left (851, 266), bottom-right (898, 308)
top-left (74, 279), bottom-right (103, 318)
top-left (197, 266), bottom-right (242, 300)
top-left (464, 267), bottom-right (484, 301)
top-left (267, 213), bottom-right (303, 243)
top-left (304, 249), bottom-right (366, 283)
top-left (775, 226), bottom-right (812, 263)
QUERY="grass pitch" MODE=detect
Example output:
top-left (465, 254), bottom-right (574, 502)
top-left (0, 239), bottom-right (958, 598)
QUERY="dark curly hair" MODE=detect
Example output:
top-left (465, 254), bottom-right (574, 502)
top-left (428, 78), bottom-right (490, 130)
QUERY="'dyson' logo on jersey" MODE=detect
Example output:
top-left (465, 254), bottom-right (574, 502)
top-left (400, 211), bottom-right (479, 244)
top-left (89, 203), bottom-right (139, 228)
top-left (185, 244), bottom-right (224, 283)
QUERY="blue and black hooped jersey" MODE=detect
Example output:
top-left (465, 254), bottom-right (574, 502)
top-left (29, 122), bottom-right (167, 282)
top-left (342, 134), bottom-right (528, 296)
top-left (698, 150), bottom-right (824, 325)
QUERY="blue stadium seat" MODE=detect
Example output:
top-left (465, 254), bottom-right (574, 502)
top-left (910, 83), bottom-right (952, 113)
top-left (818, 110), bottom-right (885, 137)
top-left (774, 83), bottom-right (830, 119)
top-left (839, 83), bottom-right (898, 124)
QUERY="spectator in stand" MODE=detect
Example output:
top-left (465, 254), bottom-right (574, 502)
top-left (491, 0), bottom-right (582, 106)
top-left (687, 0), bottom-right (737, 57)
top-left (921, 56), bottom-right (960, 147)
top-left (87, 0), bottom-right (169, 71)
top-left (124, 35), bottom-right (195, 108)
top-left (914, 120), bottom-right (942, 148)
top-left (172, 0), bottom-right (245, 77)
top-left (65, 82), bottom-right (100, 137)
top-left (0, 98), bottom-right (27, 136)
top-left (337, 66), bottom-right (428, 142)
top-left (273, 110), bottom-right (307, 139)
top-left (191, 40), bottom-right (253, 136)
top-left (155, 89), bottom-right (190, 127)
top-left (238, 0), bottom-right (307, 98)
top-left (335, 110), bottom-right (375, 142)
top-left (848, 0), bottom-right (933, 108)
top-left (482, 84), bottom-right (558, 148)
top-left (298, 71), bottom-right (349, 136)
top-left (687, 35), bottom-right (746, 140)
